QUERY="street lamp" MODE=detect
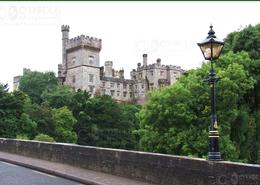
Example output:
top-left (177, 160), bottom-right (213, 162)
top-left (197, 25), bottom-right (224, 161)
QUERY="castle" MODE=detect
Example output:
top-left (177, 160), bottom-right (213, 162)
top-left (58, 25), bottom-right (184, 103)
top-left (14, 25), bottom-right (184, 104)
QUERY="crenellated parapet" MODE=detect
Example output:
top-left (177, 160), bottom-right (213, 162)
top-left (61, 25), bottom-right (70, 32)
top-left (66, 35), bottom-right (102, 51)
top-left (133, 63), bottom-right (183, 72)
top-left (101, 76), bottom-right (134, 84)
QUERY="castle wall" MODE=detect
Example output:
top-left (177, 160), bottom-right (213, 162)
top-left (104, 61), bottom-right (113, 77)
top-left (67, 48), bottom-right (100, 69)
top-left (13, 76), bottom-right (21, 91)
top-left (100, 77), bottom-right (134, 102)
top-left (82, 66), bottom-right (101, 93)
top-left (64, 67), bottom-right (84, 90)
top-left (168, 69), bottom-right (182, 84)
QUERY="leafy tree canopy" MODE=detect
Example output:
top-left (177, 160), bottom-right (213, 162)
top-left (19, 70), bottom-right (58, 104)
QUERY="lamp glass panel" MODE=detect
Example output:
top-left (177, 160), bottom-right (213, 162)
top-left (212, 43), bottom-right (224, 59)
top-left (200, 42), bottom-right (224, 60)
top-left (200, 43), bottom-right (212, 60)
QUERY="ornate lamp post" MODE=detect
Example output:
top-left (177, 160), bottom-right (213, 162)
top-left (197, 25), bottom-right (224, 161)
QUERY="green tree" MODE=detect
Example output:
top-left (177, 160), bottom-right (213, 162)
top-left (19, 70), bottom-right (58, 104)
top-left (41, 85), bottom-right (75, 109)
top-left (75, 95), bottom-right (139, 149)
top-left (52, 106), bottom-right (77, 143)
top-left (17, 113), bottom-right (37, 139)
top-left (222, 24), bottom-right (259, 113)
top-left (121, 103), bottom-right (141, 149)
top-left (221, 24), bottom-right (260, 163)
top-left (68, 89), bottom-right (91, 119)
top-left (0, 85), bottom-right (35, 138)
top-left (25, 102), bottom-right (56, 137)
top-left (223, 24), bottom-right (260, 59)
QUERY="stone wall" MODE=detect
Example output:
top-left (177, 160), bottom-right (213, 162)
top-left (0, 138), bottom-right (260, 185)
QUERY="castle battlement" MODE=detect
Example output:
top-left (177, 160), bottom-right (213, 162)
top-left (101, 76), bottom-right (134, 84)
top-left (167, 65), bottom-right (182, 70)
top-left (135, 63), bottom-right (183, 71)
top-left (61, 25), bottom-right (70, 32)
top-left (66, 35), bottom-right (102, 51)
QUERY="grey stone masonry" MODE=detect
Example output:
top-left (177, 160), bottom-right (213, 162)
top-left (56, 25), bottom-right (185, 103)
top-left (1, 138), bottom-right (260, 185)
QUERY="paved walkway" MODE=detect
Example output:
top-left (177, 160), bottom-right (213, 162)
top-left (0, 152), bottom-right (154, 185)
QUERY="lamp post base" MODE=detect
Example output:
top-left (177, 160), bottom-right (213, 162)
top-left (208, 130), bottom-right (221, 161)
top-left (208, 152), bottom-right (222, 161)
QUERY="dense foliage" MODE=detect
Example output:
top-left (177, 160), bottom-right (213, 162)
top-left (19, 70), bottom-right (58, 104)
top-left (0, 72), bottom-right (139, 149)
top-left (0, 24), bottom-right (259, 164)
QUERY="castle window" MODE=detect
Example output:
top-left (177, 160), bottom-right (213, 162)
top-left (150, 83), bottom-right (154, 90)
top-left (135, 85), bottom-right (138, 89)
top-left (133, 75), bottom-right (136, 80)
top-left (150, 71), bottom-right (153, 76)
top-left (117, 91), bottom-right (120, 96)
top-left (111, 83), bottom-right (114, 88)
top-left (89, 56), bottom-right (94, 65)
top-left (123, 91), bottom-right (127, 97)
top-left (72, 76), bottom-right (76, 83)
top-left (123, 83), bottom-right (127, 89)
top-left (110, 90), bottom-right (115, 96)
top-left (103, 82), bottom-right (106, 87)
top-left (129, 84), bottom-right (133, 89)
top-left (89, 85), bottom-right (95, 94)
top-left (160, 71), bottom-right (164, 76)
top-left (130, 92), bottom-right (133, 98)
top-left (142, 85), bottom-right (144, 89)
top-left (139, 73), bottom-right (143, 78)
top-left (71, 57), bottom-right (76, 66)
top-left (89, 74), bottom-right (94, 82)
top-left (117, 83), bottom-right (120, 88)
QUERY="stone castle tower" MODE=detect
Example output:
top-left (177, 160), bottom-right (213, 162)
top-left (58, 25), bottom-right (102, 93)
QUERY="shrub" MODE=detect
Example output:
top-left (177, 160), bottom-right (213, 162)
top-left (34, 134), bottom-right (55, 142)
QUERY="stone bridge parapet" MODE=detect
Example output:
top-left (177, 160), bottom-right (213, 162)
top-left (0, 138), bottom-right (260, 185)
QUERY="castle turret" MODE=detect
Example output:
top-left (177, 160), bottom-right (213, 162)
top-left (143, 54), bottom-right (148, 66)
top-left (61, 25), bottom-right (70, 66)
top-left (105, 61), bottom-right (113, 77)
top-left (157, 58), bottom-right (161, 66)
top-left (119, 69), bottom-right (124, 79)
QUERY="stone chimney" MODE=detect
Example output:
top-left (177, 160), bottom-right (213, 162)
top-left (100, 66), bottom-right (104, 79)
top-left (105, 61), bottom-right (113, 77)
top-left (119, 69), bottom-right (124, 79)
top-left (143, 54), bottom-right (147, 66)
top-left (157, 58), bottom-right (161, 66)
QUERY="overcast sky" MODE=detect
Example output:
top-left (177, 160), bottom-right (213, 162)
top-left (0, 2), bottom-right (259, 90)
